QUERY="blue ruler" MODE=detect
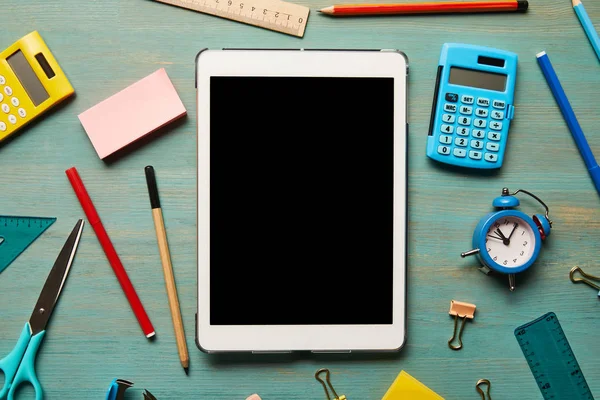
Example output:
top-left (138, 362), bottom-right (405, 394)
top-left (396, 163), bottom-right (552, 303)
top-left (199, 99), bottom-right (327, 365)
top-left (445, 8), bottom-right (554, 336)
top-left (514, 312), bottom-right (595, 400)
top-left (0, 215), bottom-right (56, 273)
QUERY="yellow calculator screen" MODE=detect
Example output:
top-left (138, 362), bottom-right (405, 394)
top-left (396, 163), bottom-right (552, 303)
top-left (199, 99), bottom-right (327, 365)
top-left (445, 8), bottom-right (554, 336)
top-left (7, 51), bottom-right (50, 106)
top-left (0, 31), bottom-right (74, 142)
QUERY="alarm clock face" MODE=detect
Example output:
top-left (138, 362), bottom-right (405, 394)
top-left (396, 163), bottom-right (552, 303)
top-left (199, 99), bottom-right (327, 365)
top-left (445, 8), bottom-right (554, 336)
top-left (485, 215), bottom-right (536, 268)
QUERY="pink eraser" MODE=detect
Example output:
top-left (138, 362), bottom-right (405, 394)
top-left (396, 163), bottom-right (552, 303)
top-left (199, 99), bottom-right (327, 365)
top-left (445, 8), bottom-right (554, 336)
top-left (246, 395), bottom-right (262, 400)
top-left (78, 68), bottom-right (186, 159)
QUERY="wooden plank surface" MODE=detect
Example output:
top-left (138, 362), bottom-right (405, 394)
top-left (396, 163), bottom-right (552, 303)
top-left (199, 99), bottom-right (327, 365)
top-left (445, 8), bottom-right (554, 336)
top-left (1, 0), bottom-right (600, 398)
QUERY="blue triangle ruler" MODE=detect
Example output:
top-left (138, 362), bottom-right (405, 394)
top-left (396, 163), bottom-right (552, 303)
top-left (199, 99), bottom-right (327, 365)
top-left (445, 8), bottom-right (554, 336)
top-left (0, 215), bottom-right (56, 273)
top-left (515, 312), bottom-right (595, 400)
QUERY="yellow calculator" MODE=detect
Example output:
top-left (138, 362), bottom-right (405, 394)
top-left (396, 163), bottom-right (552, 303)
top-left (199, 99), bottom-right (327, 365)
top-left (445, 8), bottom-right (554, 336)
top-left (0, 31), bottom-right (74, 142)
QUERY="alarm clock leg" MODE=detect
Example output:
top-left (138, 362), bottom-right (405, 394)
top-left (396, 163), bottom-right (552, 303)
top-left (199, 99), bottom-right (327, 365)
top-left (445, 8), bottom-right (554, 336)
top-left (461, 249), bottom-right (480, 258)
top-left (508, 274), bottom-right (516, 292)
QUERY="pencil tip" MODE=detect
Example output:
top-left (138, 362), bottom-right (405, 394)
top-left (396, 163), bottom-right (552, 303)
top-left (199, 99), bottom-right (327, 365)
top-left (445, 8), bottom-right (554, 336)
top-left (572, 0), bottom-right (581, 6)
top-left (184, 366), bottom-right (189, 375)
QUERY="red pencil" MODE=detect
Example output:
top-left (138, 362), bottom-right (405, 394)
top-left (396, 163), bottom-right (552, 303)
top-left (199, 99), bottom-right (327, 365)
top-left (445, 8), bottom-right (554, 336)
top-left (319, 0), bottom-right (528, 16)
top-left (66, 167), bottom-right (156, 339)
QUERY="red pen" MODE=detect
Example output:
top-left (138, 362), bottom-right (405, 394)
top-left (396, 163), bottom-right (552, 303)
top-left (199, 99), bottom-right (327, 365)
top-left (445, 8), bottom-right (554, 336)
top-left (66, 167), bottom-right (156, 338)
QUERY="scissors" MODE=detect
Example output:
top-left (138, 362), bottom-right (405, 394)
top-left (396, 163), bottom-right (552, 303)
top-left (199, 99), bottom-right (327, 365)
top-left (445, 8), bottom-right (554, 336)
top-left (0, 219), bottom-right (84, 400)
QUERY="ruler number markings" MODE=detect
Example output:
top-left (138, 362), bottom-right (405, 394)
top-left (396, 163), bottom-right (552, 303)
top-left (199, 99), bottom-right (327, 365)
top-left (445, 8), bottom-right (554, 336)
top-left (514, 313), bottom-right (593, 399)
top-left (154, 0), bottom-right (308, 37)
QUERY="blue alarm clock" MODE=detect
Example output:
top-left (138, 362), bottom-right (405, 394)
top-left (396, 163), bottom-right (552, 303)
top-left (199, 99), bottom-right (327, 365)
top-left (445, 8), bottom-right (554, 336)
top-left (461, 188), bottom-right (553, 291)
top-left (427, 43), bottom-right (517, 169)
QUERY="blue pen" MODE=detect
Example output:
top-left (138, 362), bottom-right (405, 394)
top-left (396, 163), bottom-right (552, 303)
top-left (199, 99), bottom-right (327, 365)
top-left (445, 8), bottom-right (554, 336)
top-left (572, 0), bottom-right (600, 63)
top-left (536, 51), bottom-right (600, 195)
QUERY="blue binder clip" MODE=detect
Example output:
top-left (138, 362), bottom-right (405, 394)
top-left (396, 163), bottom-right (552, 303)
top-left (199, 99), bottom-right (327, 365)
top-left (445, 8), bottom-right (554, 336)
top-left (106, 378), bottom-right (157, 400)
top-left (570, 266), bottom-right (600, 297)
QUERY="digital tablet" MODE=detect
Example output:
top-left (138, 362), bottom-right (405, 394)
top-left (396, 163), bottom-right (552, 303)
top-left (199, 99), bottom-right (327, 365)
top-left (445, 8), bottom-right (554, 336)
top-left (196, 49), bottom-right (408, 353)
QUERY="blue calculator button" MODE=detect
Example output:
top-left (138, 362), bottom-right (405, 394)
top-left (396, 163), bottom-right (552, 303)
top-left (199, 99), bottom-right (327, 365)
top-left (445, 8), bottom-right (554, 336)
top-left (477, 98), bottom-right (490, 107)
top-left (439, 135), bottom-right (452, 144)
top-left (474, 119), bottom-right (487, 128)
top-left (486, 142), bottom-right (500, 152)
top-left (453, 148), bottom-right (467, 158)
top-left (461, 95), bottom-right (474, 104)
top-left (458, 116), bottom-right (471, 126)
top-left (438, 145), bottom-right (451, 155)
top-left (475, 108), bottom-right (488, 118)
top-left (459, 106), bottom-right (472, 115)
top-left (472, 129), bottom-right (485, 139)
top-left (444, 103), bottom-right (457, 113)
top-left (493, 100), bottom-right (506, 109)
top-left (484, 153), bottom-right (498, 162)
top-left (488, 131), bottom-right (501, 141)
top-left (446, 93), bottom-right (459, 102)
top-left (470, 140), bottom-right (483, 149)
top-left (490, 121), bottom-right (503, 131)
top-left (457, 127), bottom-right (469, 136)
top-left (455, 137), bottom-right (468, 147)
top-left (469, 150), bottom-right (482, 160)
top-left (491, 110), bottom-right (504, 120)
top-left (441, 124), bottom-right (454, 134)
top-left (442, 114), bottom-right (456, 123)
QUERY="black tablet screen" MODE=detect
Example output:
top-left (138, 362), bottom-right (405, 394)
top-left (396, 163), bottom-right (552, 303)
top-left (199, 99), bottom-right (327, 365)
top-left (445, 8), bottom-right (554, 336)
top-left (210, 77), bottom-right (394, 325)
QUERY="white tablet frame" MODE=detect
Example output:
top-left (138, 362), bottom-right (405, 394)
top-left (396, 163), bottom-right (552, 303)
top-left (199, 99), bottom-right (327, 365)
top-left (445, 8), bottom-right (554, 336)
top-left (196, 49), bottom-right (408, 353)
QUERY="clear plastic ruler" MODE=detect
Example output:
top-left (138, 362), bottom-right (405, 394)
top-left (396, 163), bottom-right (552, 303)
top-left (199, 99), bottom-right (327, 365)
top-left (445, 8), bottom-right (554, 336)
top-left (0, 215), bottom-right (56, 273)
top-left (515, 312), bottom-right (595, 400)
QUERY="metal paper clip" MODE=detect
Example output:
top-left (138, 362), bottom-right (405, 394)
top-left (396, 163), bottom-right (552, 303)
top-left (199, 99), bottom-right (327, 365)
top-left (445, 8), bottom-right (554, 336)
top-left (476, 379), bottom-right (492, 400)
top-left (570, 266), bottom-right (600, 297)
top-left (315, 368), bottom-right (347, 400)
top-left (448, 300), bottom-right (476, 351)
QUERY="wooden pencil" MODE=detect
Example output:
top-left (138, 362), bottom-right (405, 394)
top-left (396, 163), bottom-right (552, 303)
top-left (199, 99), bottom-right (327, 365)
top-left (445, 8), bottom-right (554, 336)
top-left (145, 165), bottom-right (190, 372)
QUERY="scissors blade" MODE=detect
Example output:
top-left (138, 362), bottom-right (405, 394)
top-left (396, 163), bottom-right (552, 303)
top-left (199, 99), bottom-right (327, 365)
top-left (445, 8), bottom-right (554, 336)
top-left (28, 219), bottom-right (85, 335)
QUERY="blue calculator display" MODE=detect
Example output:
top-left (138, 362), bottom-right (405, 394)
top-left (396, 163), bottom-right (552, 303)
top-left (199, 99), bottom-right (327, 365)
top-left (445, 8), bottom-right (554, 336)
top-left (427, 43), bottom-right (518, 169)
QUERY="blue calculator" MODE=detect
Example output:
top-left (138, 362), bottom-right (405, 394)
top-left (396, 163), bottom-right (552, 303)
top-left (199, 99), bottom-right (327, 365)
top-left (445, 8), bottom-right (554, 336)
top-left (426, 43), bottom-right (518, 169)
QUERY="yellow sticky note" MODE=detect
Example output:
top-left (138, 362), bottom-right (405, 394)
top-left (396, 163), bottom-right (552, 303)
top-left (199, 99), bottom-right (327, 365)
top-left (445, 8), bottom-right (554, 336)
top-left (382, 370), bottom-right (444, 400)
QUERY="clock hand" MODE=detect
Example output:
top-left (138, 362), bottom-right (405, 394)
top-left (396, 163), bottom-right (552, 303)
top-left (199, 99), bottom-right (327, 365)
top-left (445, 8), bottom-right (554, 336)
top-left (507, 223), bottom-right (519, 241)
top-left (487, 234), bottom-right (504, 241)
top-left (495, 228), bottom-right (510, 246)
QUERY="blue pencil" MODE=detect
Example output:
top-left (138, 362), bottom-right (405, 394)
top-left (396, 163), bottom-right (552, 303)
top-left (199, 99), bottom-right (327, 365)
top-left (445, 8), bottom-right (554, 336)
top-left (536, 51), bottom-right (600, 195)
top-left (572, 0), bottom-right (600, 62)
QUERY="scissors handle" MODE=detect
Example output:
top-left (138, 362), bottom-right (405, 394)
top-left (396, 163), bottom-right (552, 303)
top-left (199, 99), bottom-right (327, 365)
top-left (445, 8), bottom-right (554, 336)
top-left (7, 329), bottom-right (44, 400)
top-left (0, 324), bottom-right (31, 399)
top-left (0, 323), bottom-right (44, 400)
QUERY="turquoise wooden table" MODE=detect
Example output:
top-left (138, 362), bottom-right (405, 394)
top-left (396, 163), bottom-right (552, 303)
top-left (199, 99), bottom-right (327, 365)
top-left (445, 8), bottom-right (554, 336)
top-left (2, 0), bottom-right (600, 398)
